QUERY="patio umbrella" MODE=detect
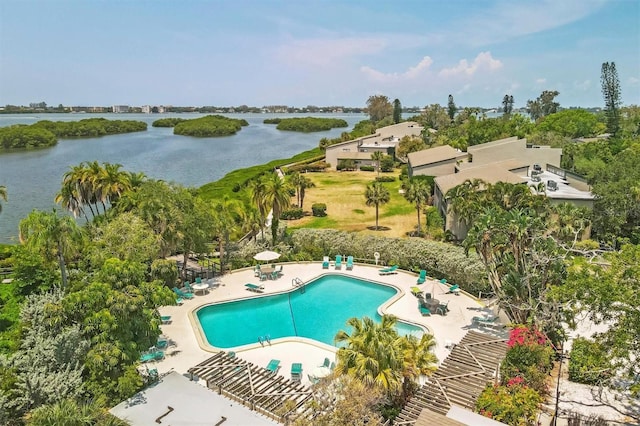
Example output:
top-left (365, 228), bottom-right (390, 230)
top-left (253, 250), bottom-right (281, 262)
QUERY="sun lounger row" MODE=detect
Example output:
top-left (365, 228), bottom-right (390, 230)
top-left (322, 255), bottom-right (354, 270)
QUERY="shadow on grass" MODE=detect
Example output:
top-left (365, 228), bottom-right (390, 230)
top-left (366, 226), bottom-right (391, 231)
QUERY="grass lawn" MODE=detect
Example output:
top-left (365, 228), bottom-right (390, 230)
top-left (286, 170), bottom-right (418, 238)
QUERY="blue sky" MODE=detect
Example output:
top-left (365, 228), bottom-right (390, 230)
top-left (1, 0), bottom-right (638, 108)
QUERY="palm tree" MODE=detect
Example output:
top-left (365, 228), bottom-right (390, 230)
top-left (100, 162), bottom-right (131, 206)
top-left (403, 179), bottom-right (430, 236)
top-left (365, 181), bottom-right (390, 230)
top-left (19, 209), bottom-right (81, 289)
top-left (298, 175), bottom-right (315, 210)
top-left (248, 178), bottom-right (268, 240)
top-left (211, 196), bottom-right (242, 274)
top-left (263, 172), bottom-right (292, 245)
top-left (446, 178), bottom-right (485, 228)
top-left (334, 316), bottom-right (404, 395)
top-left (334, 315), bottom-right (437, 400)
top-left (0, 185), bottom-right (7, 215)
top-left (371, 151), bottom-right (384, 176)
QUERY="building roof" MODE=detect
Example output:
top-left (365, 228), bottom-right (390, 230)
top-left (408, 145), bottom-right (466, 168)
top-left (456, 158), bottom-right (529, 172)
top-left (435, 165), bottom-right (526, 195)
top-left (110, 371), bottom-right (278, 426)
top-left (326, 121), bottom-right (423, 151)
top-left (526, 170), bottom-right (594, 200)
top-left (466, 136), bottom-right (520, 153)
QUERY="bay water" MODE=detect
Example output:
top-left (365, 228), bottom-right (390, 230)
top-left (0, 113), bottom-right (367, 243)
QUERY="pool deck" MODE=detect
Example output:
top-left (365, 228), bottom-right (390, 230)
top-left (153, 262), bottom-right (506, 386)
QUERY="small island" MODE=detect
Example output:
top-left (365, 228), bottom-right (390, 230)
top-left (151, 117), bottom-right (187, 127)
top-left (264, 116), bottom-right (349, 132)
top-left (0, 118), bottom-right (147, 150)
top-left (173, 115), bottom-right (249, 137)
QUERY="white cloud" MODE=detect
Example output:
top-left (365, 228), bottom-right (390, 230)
top-left (438, 52), bottom-right (502, 77)
top-left (453, 0), bottom-right (607, 47)
top-left (629, 77), bottom-right (639, 86)
top-left (274, 37), bottom-right (387, 68)
top-left (535, 78), bottom-right (547, 84)
top-left (573, 79), bottom-right (591, 91)
top-left (360, 56), bottom-right (433, 82)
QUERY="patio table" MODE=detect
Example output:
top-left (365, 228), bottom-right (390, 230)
top-left (423, 298), bottom-right (440, 312)
top-left (193, 282), bottom-right (209, 295)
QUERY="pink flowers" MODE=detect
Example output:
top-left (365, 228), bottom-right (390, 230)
top-left (507, 326), bottom-right (547, 348)
top-left (507, 376), bottom-right (525, 386)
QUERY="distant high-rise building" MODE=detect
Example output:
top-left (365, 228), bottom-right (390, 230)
top-left (141, 105), bottom-right (151, 114)
top-left (112, 105), bottom-right (130, 113)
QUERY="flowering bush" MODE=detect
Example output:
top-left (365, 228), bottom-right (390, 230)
top-left (476, 383), bottom-right (542, 426)
top-left (501, 326), bottom-right (555, 395)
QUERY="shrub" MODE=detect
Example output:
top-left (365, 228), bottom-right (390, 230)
top-left (360, 165), bottom-right (375, 172)
top-left (380, 155), bottom-right (395, 172)
top-left (375, 176), bottom-right (395, 182)
top-left (501, 326), bottom-right (555, 394)
top-left (289, 228), bottom-right (488, 292)
top-left (337, 159), bottom-right (356, 171)
top-left (476, 383), bottom-right (542, 426)
top-left (569, 337), bottom-right (611, 385)
top-left (311, 203), bottom-right (327, 217)
top-left (281, 208), bottom-right (304, 220)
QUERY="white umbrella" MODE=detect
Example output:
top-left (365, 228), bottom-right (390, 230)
top-left (253, 250), bottom-right (281, 262)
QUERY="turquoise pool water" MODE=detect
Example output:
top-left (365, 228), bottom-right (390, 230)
top-left (196, 274), bottom-right (423, 348)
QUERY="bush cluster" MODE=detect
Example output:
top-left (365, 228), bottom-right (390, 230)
top-left (311, 204), bottom-right (327, 217)
top-left (263, 118), bottom-right (281, 124)
top-left (281, 208), bottom-right (304, 220)
top-left (287, 161), bottom-right (329, 173)
top-left (476, 326), bottom-right (553, 425)
top-left (568, 337), bottom-right (611, 385)
top-left (360, 165), bottom-right (375, 172)
top-left (337, 159), bottom-right (357, 171)
top-left (289, 228), bottom-right (487, 292)
top-left (375, 176), bottom-right (395, 182)
top-left (0, 125), bottom-right (57, 149)
top-left (33, 118), bottom-right (147, 137)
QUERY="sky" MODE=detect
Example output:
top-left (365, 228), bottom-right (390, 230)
top-left (0, 0), bottom-right (638, 109)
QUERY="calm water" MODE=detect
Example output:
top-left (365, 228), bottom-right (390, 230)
top-left (0, 113), bottom-right (366, 243)
top-left (196, 274), bottom-right (423, 348)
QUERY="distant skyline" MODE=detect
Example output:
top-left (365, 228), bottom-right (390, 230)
top-left (1, 0), bottom-right (638, 109)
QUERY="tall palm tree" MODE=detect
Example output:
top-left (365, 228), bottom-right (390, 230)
top-left (211, 196), bottom-right (242, 274)
top-left (371, 151), bottom-right (384, 176)
top-left (365, 181), bottom-right (390, 230)
top-left (100, 162), bottom-right (131, 206)
top-left (298, 175), bottom-right (315, 209)
top-left (403, 179), bottom-right (430, 236)
top-left (401, 333), bottom-right (438, 399)
top-left (248, 177), bottom-right (269, 240)
top-left (446, 178), bottom-right (485, 228)
top-left (0, 185), bottom-right (7, 215)
top-left (263, 172), bottom-right (292, 245)
top-left (19, 209), bottom-right (81, 289)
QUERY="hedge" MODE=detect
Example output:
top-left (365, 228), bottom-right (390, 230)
top-left (289, 228), bottom-right (488, 293)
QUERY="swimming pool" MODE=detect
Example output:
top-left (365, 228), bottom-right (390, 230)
top-left (195, 274), bottom-right (424, 348)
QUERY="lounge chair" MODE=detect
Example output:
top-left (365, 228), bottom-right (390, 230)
top-left (180, 281), bottom-right (192, 293)
top-left (473, 316), bottom-right (499, 326)
top-left (160, 315), bottom-right (172, 324)
top-left (291, 363), bottom-right (302, 382)
top-left (440, 278), bottom-right (448, 284)
top-left (195, 277), bottom-right (202, 284)
top-left (446, 284), bottom-right (461, 295)
top-left (436, 301), bottom-right (449, 316)
top-left (155, 336), bottom-right (170, 349)
top-left (321, 357), bottom-right (331, 368)
top-left (265, 359), bottom-right (280, 374)
top-left (245, 283), bottom-right (265, 293)
top-left (417, 270), bottom-right (427, 284)
top-left (419, 303), bottom-right (431, 316)
top-left (172, 287), bottom-right (194, 299)
top-left (379, 265), bottom-right (398, 275)
top-left (411, 286), bottom-right (423, 297)
top-left (346, 256), bottom-right (354, 270)
top-left (140, 350), bottom-right (165, 363)
top-left (334, 255), bottom-right (342, 270)
top-left (322, 256), bottom-right (330, 269)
